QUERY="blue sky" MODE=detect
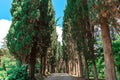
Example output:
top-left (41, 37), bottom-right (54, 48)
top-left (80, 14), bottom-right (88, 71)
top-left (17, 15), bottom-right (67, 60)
top-left (0, 0), bottom-right (66, 46)
top-left (52, 0), bottom-right (66, 26)
top-left (0, 0), bottom-right (12, 20)
top-left (0, 0), bottom-right (66, 26)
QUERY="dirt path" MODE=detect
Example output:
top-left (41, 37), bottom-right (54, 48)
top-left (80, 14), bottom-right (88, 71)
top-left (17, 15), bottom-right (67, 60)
top-left (45, 73), bottom-right (77, 80)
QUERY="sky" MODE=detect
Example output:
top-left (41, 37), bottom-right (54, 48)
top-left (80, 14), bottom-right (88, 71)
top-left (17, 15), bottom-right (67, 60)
top-left (0, 0), bottom-right (66, 46)
top-left (0, 0), bottom-right (12, 20)
top-left (52, 0), bottom-right (66, 26)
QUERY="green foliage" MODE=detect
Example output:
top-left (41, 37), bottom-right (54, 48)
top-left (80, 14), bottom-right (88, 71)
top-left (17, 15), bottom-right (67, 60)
top-left (0, 48), bottom-right (16, 80)
top-left (48, 24), bottom-right (57, 67)
top-left (7, 0), bottom-right (56, 78)
top-left (112, 36), bottom-right (120, 79)
top-left (0, 48), bottom-right (31, 80)
top-left (0, 71), bottom-right (7, 80)
top-left (7, 65), bottom-right (30, 80)
top-left (7, 0), bottom-right (35, 59)
top-left (113, 37), bottom-right (120, 62)
top-left (95, 37), bottom-right (120, 79)
top-left (94, 41), bottom-right (105, 78)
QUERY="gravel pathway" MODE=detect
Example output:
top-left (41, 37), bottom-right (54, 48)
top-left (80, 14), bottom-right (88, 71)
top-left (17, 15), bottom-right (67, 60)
top-left (45, 73), bottom-right (77, 80)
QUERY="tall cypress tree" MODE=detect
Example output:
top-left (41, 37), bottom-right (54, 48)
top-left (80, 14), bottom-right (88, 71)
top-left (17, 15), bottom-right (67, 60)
top-left (63, 0), bottom-right (98, 79)
top-left (99, 0), bottom-right (118, 80)
top-left (62, 13), bottom-right (78, 74)
top-left (7, 0), bottom-right (41, 79)
top-left (7, 0), bottom-right (40, 65)
top-left (38, 0), bottom-right (56, 75)
top-left (7, 0), bottom-right (55, 79)
top-left (48, 25), bottom-right (57, 73)
top-left (62, 0), bottom-right (84, 78)
top-left (90, 0), bottom-right (119, 79)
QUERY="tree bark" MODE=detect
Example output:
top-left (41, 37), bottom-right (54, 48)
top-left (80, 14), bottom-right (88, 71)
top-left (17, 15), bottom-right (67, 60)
top-left (43, 56), bottom-right (46, 75)
top-left (40, 56), bottom-right (43, 75)
top-left (30, 41), bottom-right (37, 80)
top-left (51, 63), bottom-right (55, 73)
top-left (40, 55), bottom-right (47, 76)
top-left (21, 55), bottom-right (29, 64)
top-left (75, 62), bottom-right (77, 75)
top-left (84, 57), bottom-right (89, 80)
top-left (100, 12), bottom-right (116, 80)
top-left (78, 52), bottom-right (84, 80)
top-left (65, 60), bottom-right (69, 73)
top-left (89, 25), bottom-right (98, 80)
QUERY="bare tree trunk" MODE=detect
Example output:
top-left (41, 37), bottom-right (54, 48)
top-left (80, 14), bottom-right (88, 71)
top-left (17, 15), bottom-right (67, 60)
top-left (40, 55), bottom-right (47, 76)
top-left (90, 25), bottom-right (98, 80)
top-left (75, 62), bottom-right (77, 75)
top-left (22, 55), bottom-right (29, 64)
top-left (84, 57), bottom-right (89, 80)
top-left (100, 12), bottom-right (116, 80)
top-left (30, 42), bottom-right (37, 80)
top-left (78, 52), bottom-right (84, 80)
top-left (65, 60), bottom-right (69, 73)
top-left (51, 64), bottom-right (55, 73)
top-left (40, 56), bottom-right (42, 75)
top-left (43, 56), bottom-right (47, 75)
top-left (40, 56), bottom-right (45, 76)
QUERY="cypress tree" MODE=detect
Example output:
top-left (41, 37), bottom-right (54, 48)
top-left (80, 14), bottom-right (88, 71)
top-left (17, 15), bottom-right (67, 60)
top-left (63, 0), bottom-right (98, 79)
top-left (7, 0), bottom-right (41, 79)
top-left (38, 0), bottom-right (56, 76)
top-left (7, 0), bottom-right (55, 79)
top-left (48, 25), bottom-right (57, 73)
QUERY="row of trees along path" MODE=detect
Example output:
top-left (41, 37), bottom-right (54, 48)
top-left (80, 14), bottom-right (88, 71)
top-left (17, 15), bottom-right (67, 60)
top-left (6, 0), bottom-right (120, 80)
top-left (62, 0), bottom-right (120, 80)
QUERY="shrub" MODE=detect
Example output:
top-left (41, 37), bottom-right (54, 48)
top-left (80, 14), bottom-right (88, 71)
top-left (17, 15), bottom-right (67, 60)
top-left (7, 64), bottom-right (30, 80)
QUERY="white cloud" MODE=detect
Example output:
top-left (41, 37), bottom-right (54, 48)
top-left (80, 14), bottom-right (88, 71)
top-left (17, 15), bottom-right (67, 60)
top-left (56, 26), bottom-right (62, 44)
top-left (0, 19), bottom-right (11, 46)
top-left (0, 20), bottom-right (62, 46)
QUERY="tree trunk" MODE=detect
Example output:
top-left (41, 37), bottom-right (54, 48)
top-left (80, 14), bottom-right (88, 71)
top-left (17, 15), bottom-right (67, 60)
top-left (100, 13), bottom-right (116, 80)
top-left (30, 42), bottom-right (37, 80)
top-left (78, 52), bottom-right (84, 80)
top-left (51, 64), bottom-right (55, 73)
top-left (40, 56), bottom-right (43, 75)
top-left (21, 55), bottom-right (29, 64)
top-left (43, 56), bottom-right (46, 75)
top-left (89, 25), bottom-right (98, 80)
top-left (92, 59), bottom-right (98, 80)
top-left (40, 55), bottom-right (47, 76)
top-left (84, 57), bottom-right (89, 80)
top-left (75, 62), bottom-right (77, 75)
top-left (65, 60), bottom-right (69, 73)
